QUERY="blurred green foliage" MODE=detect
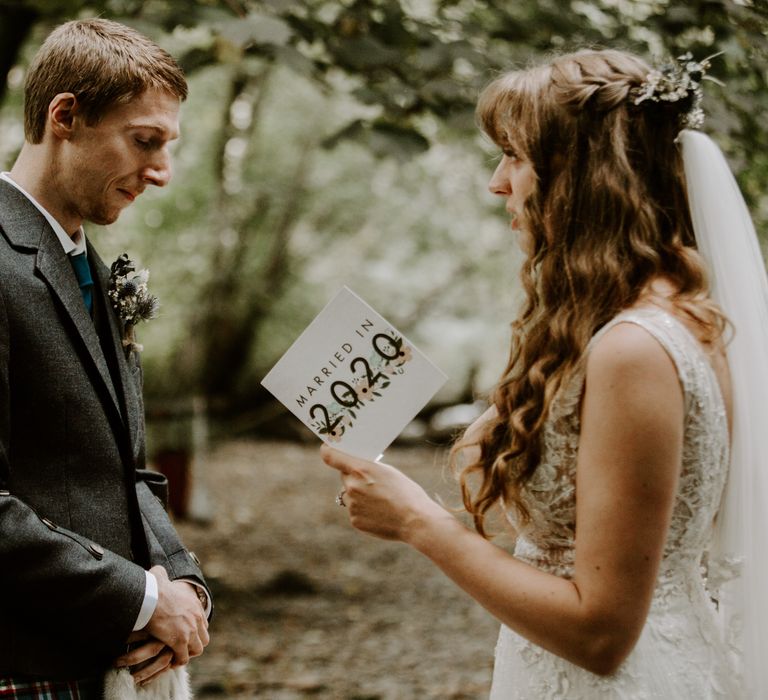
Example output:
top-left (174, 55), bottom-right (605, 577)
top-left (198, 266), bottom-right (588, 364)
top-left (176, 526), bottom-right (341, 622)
top-left (1, 0), bottom-right (766, 420)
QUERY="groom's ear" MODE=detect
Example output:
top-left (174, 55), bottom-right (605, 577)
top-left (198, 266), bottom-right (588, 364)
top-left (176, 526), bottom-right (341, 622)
top-left (47, 92), bottom-right (78, 140)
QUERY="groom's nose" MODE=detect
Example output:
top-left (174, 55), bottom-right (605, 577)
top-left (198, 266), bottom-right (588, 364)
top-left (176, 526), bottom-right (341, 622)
top-left (141, 148), bottom-right (172, 188)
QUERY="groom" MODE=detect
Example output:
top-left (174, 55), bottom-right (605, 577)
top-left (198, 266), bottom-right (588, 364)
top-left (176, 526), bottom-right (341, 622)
top-left (0, 18), bottom-right (211, 696)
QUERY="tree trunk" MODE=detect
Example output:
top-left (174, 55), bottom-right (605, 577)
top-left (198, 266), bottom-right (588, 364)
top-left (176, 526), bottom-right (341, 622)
top-left (0, 4), bottom-right (38, 107)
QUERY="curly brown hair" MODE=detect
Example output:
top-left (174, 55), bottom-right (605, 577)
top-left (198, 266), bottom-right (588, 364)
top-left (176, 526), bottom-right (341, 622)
top-left (456, 49), bottom-right (727, 536)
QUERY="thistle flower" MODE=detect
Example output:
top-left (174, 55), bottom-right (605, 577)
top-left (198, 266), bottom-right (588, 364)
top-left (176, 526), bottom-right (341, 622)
top-left (108, 253), bottom-right (159, 355)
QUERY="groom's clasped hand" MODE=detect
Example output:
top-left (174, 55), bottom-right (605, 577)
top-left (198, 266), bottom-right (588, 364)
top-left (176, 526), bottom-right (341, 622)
top-left (114, 566), bottom-right (210, 685)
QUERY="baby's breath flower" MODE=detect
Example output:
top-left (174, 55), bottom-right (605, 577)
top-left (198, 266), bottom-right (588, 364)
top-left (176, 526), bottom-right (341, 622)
top-left (630, 52), bottom-right (722, 130)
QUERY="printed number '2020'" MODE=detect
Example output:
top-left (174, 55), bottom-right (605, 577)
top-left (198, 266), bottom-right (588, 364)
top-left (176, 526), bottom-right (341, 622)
top-left (309, 333), bottom-right (404, 437)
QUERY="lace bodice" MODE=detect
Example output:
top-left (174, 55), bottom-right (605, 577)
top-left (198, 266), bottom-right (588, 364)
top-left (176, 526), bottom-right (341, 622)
top-left (491, 308), bottom-right (739, 699)
top-left (508, 308), bottom-right (729, 585)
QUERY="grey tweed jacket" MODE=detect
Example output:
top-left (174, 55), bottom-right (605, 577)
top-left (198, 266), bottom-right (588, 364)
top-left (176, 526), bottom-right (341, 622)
top-left (0, 179), bottom-right (209, 679)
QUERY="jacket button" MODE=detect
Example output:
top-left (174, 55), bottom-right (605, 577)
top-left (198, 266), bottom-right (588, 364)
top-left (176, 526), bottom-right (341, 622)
top-left (89, 543), bottom-right (104, 559)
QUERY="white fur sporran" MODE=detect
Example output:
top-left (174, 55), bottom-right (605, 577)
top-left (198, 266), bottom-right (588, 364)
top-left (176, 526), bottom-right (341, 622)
top-left (103, 666), bottom-right (191, 700)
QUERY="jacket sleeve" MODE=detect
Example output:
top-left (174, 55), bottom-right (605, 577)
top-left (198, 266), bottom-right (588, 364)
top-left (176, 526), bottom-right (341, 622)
top-left (135, 470), bottom-right (210, 598)
top-left (128, 348), bottom-right (212, 611)
top-left (0, 284), bottom-right (147, 658)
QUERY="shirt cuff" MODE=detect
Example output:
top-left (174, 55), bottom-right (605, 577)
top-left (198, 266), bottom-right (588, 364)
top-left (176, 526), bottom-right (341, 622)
top-left (132, 570), bottom-right (158, 631)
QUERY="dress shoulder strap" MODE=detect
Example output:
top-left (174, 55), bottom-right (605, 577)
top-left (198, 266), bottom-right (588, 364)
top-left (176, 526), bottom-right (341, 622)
top-left (588, 307), bottom-right (723, 417)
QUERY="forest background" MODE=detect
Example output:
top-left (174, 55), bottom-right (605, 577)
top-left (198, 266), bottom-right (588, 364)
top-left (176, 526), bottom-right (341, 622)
top-left (2, 2), bottom-right (768, 697)
top-left (2, 0), bottom-right (767, 441)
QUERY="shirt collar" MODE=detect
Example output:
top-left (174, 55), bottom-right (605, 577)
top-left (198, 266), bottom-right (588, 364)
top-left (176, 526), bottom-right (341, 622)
top-left (0, 172), bottom-right (86, 256)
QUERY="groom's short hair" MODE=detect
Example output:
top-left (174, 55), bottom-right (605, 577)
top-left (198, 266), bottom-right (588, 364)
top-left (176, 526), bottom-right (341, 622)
top-left (23, 18), bottom-right (187, 144)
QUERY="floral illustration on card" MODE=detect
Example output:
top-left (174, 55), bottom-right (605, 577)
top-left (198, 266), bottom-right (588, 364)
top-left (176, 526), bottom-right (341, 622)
top-left (309, 332), bottom-right (413, 439)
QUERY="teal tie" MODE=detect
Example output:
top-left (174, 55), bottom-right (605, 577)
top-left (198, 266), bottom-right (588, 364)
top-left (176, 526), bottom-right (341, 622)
top-left (70, 252), bottom-right (93, 314)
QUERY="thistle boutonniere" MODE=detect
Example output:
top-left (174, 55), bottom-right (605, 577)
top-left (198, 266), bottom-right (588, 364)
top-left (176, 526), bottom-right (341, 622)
top-left (108, 253), bottom-right (159, 355)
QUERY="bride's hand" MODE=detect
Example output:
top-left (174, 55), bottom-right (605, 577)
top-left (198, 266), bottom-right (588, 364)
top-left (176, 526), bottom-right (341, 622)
top-left (320, 445), bottom-right (450, 542)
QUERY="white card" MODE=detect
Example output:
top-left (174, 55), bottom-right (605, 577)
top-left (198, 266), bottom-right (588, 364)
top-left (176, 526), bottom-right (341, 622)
top-left (261, 287), bottom-right (448, 460)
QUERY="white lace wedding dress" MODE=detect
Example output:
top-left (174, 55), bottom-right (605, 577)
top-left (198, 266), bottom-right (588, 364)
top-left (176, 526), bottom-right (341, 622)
top-left (490, 308), bottom-right (742, 699)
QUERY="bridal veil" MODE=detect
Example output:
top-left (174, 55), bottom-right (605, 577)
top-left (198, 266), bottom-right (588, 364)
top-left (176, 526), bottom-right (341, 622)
top-left (681, 128), bottom-right (768, 697)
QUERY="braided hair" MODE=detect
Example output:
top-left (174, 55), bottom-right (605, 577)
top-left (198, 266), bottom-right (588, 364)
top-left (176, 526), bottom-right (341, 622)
top-left (456, 50), bottom-right (726, 535)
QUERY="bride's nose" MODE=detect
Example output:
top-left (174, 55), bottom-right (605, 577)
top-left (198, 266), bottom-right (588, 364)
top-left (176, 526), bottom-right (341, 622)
top-left (488, 159), bottom-right (511, 196)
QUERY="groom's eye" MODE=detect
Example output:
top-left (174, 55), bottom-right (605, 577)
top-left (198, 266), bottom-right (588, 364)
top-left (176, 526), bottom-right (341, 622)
top-left (134, 137), bottom-right (153, 150)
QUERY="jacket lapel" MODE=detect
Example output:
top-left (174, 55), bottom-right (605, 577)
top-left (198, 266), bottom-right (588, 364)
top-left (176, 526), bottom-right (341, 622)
top-left (37, 240), bottom-right (125, 423)
top-left (34, 249), bottom-right (128, 437)
top-left (0, 180), bottom-right (125, 429)
top-left (90, 246), bottom-right (143, 458)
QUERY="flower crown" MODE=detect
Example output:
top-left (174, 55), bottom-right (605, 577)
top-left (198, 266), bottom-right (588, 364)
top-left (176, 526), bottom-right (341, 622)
top-left (630, 52), bottom-right (722, 130)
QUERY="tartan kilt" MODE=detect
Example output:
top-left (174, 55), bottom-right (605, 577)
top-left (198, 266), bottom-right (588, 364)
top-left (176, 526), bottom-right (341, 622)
top-left (0, 676), bottom-right (103, 700)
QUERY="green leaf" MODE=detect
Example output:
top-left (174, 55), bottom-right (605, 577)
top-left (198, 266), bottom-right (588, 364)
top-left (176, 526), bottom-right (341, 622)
top-left (368, 120), bottom-right (430, 160)
top-left (215, 11), bottom-right (293, 49)
top-left (320, 119), bottom-right (366, 149)
top-left (332, 36), bottom-right (402, 71)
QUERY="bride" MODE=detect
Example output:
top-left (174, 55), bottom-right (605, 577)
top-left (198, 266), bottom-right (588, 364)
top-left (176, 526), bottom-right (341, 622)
top-left (322, 49), bottom-right (767, 698)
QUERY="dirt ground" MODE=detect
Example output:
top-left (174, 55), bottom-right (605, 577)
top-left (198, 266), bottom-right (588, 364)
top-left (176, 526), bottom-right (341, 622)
top-left (173, 439), bottom-right (508, 700)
